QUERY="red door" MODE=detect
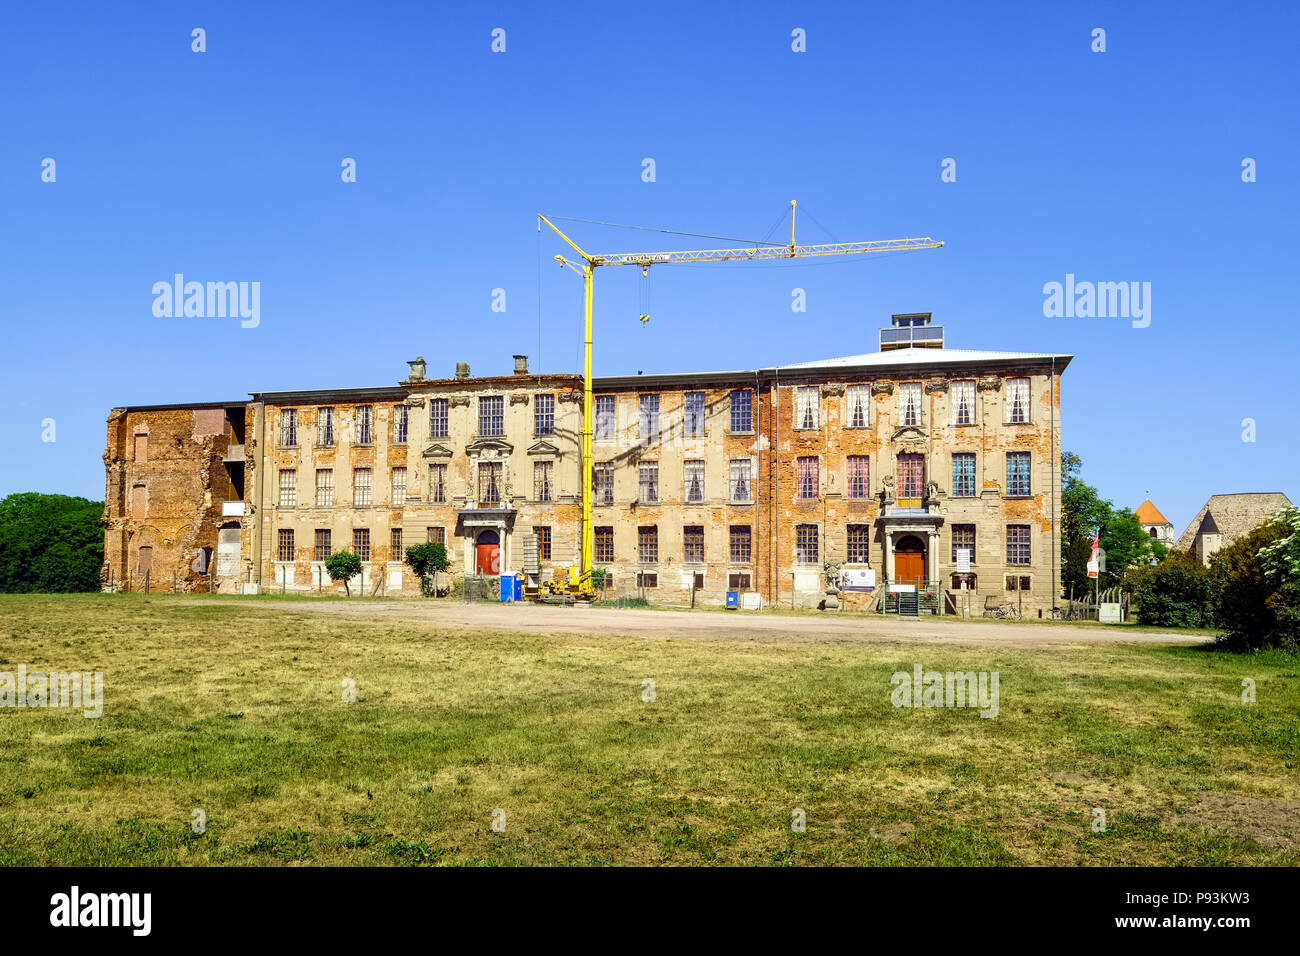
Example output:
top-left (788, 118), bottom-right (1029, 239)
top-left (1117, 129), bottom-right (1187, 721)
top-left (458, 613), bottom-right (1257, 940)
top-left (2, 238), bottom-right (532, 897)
top-left (475, 530), bottom-right (500, 575)
top-left (894, 536), bottom-right (926, 587)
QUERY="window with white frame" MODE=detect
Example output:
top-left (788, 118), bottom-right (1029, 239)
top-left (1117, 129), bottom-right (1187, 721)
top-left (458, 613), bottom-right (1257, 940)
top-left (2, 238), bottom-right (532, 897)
top-left (899, 383), bottom-right (923, 426)
top-left (1006, 378), bottom-right (1030, 424)
top-left (953, 381), bottom-right (976, 426)
top-left (846, 385), bottom-right (870, 428)
top-left (391, 467), bottom-right (407, 503)
top-left (796, 456), bottom-right (818, 499)
top-left (684, 460), bottom-right (705, 502)
top-left (729, 389), bottom-right (753, 432)
top-left (278, 469), bottom-right (296, 507)
top-left (315, 469), bottom-right (333, 507)
top-left (638, 525), bottom-right (658, 563)
top-left (1006, 451), bottom-right (1031, 497)
top-left (393, 405), bottom-right (409, 444)
top-left (683, 525), bottom-right (704, 563)
top-left (952, 453), bottom-right (976, 497)
top-left (479, 396), bottom-right (504, 436)
top-left (795, 524), bottom-right (819, 564)
top-left (594, 461), bottom-right (614, 505)
top-left (795, 386), bottom-right (819, 430)
top-left (847, 455), bottom-right (869, 498)
top-left (639, 394), bottom-right (659, 441)
top-left (1006, 525), bottom-right (1031, 565)
top-left (353, 467), bottom-right (372, 507)
top-left (428, 464), bottom-right (446, 504)
top-left (280, 409), bottom-right (298, 447)
top-left (638, 461), bottom-right (659, 503)
top-left (595, 395), bottom-right (616, 440)
top-left (534, 460), bottom-right (553, 502)
top-left (355, 406), bottom-right (373, 445)
top-left (683, 391), bottom-right (705, 437)
top-left (534, 393), bottom-right (554, 435)
top-left (318, 407), bottom-right (335, 446)
top-left (729, 459), bottom-right (752, 502)
top-left (429, 398), bottom-right (448, 438)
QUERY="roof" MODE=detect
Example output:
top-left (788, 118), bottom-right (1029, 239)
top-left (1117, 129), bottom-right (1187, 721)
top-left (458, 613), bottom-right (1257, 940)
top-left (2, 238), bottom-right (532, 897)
top-left (1174, 493), bottom-right (1294, 551)
top-left (1135, 499), bottom-right (1172, 526)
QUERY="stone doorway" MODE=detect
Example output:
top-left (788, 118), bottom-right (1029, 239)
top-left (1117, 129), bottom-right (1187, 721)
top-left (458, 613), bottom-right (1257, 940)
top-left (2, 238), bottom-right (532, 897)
top-left (475, 529), bottom-right (501, 575)
top-left (894, 534), bottom-right (926, 587)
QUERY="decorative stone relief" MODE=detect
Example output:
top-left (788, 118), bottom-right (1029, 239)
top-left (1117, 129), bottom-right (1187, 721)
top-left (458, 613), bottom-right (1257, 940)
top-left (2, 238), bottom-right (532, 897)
top-left (977, 376), bottom-right (1002, 392)
top-left (821, 383), bottom-right (845, 397)
top-left (449, 395), bottom-right (471, 408)
top-left (509, 393), bottom-right (530, 406)
top-left (871, 381), bottom-right (895, 396)
top-left (557, 391), bottom-right (582, 403)
top-left (924, 380), bottom-right (949, 394)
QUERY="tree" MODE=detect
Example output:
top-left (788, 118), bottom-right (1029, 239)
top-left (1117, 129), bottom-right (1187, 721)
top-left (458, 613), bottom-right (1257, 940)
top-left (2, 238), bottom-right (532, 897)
top-left (324, 551), bottom-right (363, 596)
top-left (1060, 453), bottom-right (1113, 596)
top-left (1212, 508), bottom-right (1300, 651)
top-left (1127, 549), bottom-right (1213, 628)
top-left (0, 493), bottom-right (104, 592)
top-left (404, 543), bottom-right (450, 597)
top-left (1100, 510), bottom-right (1160, 589)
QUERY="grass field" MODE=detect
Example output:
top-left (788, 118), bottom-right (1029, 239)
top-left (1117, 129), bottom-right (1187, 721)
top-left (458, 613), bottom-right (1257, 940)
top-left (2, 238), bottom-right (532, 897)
top-left (1, 594), bottom-right (1297, 866)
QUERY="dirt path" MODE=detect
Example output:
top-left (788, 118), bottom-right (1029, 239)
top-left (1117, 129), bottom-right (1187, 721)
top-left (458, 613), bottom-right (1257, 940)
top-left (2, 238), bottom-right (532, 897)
top-left (189, 598), bottom-right (1203, 648)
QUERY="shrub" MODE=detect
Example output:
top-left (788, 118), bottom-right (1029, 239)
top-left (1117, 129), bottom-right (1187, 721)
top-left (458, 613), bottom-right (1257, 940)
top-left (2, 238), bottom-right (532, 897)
top-left (404, 543), bottom-right (450, 597)
top-left (324, 551), bottom-right (363, 596)
top-left (1210, 518), bottom-right (1299, 652)
top-left (1128, 550), bottom-right (1214, 628)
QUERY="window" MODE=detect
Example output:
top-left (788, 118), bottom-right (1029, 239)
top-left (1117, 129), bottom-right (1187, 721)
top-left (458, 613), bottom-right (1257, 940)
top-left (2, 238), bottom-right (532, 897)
top-left (131, 485), bottom-right (146, 519)
top-left (639, 461), bottom-right (658, 503)
top-left (796, 524), bottom-right (819, 564)
top-left (1007, 525), bottom-right (1031, 565)
top-left (133, 433), bottom-right (147, 462)
top-left (952, 524), bottom-right (975, 563)
top-left (429, 398), bottom-right (448, 438)
top-left (478, 462), bottom-right (502, 504)
top-left (847, 524), bottom-right (870, 564)
top-left (479, 396), bottom-right (504, 436)
top-left (535, 394), bottom-right (555, 435)
top-left (390, 527), bottom-right (402, 559)
top-left (1007, 452), bottom-right (1031, 497)
top-left (426, 527), bottom-right (445, 545)
top-left (428, 464), bottom-right (446, 504)
top-left (353, 468), bottom-right (372, 507)
top-left (534, 460), bottom-right (553, 502)
top-left (280, 409), bottom-right (298, 447)
top-left (728, 572), bottom-right (752, 590)
top-left (683, 391), bottom-right (705, 437)
top-left (684, 460), bottom-right (705, 503)
top-left (391, 467), bottom-right (407, 504)
top-left (355, 406), bottom-right (373, 445)
top-left (393, 405), bottom-right (409, 444)
top-left (683, 525), bottom-right (705, 563)
top-left (952, 453), bottom-right (976, 497)
top-left (594, 462), bottom-right (614, 505)
top-left (953, 381), bottom-right (976, 426)
top-left (535, 526), bottom-right (551, 560)
top-left (595, 526), bottom-right (614, 563)
top-left (729, 459), bottom-right (752, 502)
top-left (353, 528), bottom-right (370, 562)
top-left (136, 545), bottom-right (153, 574)
top-left (898, 454), bottom-right (924, 499)
top-left (796, 456), bottom-right (818, 499)
top-left (730, 525), bottom-right (752, 564)
top-left (1005, 575), bottom-right (1032, 591)
top-left (638, 526), bottom-right (658, 564)
top-left (847, 455), bottom-right (870, 499)
top-left (1007, 378), bottom-right (1030, 424)
top-left (636, 572), bottom-right (658, 589)
top-left (795, 386), bottom-right (819, 429)
top-left (730, 389), bottom-right (753, 432)
top-left (595, 395), bottom-right (616, 440)
top-left (899, 383), bottom-right (922, 426)
top-left (318, 407), bottom-right (336, 446)
top-left (314, 529), bottom-right (331, 562)
top-left (279, 469), bottom-right (297, 507)
top-left (315, 469), bottom-right (334, 507)
top-left (846, 385), bottom-right (870, 428)
top-left (277, 529), bottom-right (294, 562)
top-left (639, 394), bottom-right (659, 441)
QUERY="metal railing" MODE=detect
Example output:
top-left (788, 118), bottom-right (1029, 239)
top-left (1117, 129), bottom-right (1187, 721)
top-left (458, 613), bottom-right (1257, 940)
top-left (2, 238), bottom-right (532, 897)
top-left (880, 325), bottom-right (944, 349)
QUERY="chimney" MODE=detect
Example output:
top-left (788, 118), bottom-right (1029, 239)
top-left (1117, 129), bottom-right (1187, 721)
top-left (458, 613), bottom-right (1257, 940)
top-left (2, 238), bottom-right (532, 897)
top-left (407, 356), bottom-right (426, 381)
top-left (455, 361), bottom-right (470, 379)
top-left (513, 354), bottom-right (529, 375)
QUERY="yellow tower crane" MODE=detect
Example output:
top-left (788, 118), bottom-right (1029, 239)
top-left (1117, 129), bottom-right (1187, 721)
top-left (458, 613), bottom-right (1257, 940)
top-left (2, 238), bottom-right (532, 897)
top-left (536, 200), bottom-right (943, 599)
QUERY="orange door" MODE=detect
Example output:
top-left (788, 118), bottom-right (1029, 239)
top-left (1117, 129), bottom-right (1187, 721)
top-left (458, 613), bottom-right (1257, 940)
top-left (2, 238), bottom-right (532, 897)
top-left (475, 531), bottom-right (500, 575)
top-left (894, 537), bottom-right (925, 587)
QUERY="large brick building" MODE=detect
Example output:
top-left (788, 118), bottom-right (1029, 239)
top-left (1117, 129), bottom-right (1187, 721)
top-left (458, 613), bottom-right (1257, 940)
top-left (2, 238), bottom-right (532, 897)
top-left (103, 314), bottom-right (1071, 614)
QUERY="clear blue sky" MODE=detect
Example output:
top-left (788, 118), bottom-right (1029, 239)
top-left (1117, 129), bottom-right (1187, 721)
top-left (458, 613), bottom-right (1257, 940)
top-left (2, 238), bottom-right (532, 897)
top-left (3, 1), bottom-right (1296, 536)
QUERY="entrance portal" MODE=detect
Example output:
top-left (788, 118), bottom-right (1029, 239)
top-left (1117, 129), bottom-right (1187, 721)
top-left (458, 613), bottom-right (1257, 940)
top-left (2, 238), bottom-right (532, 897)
top-left (894, 534), bottom-right (926, 587)
top-left (475, 529), bottom-right (501, 575)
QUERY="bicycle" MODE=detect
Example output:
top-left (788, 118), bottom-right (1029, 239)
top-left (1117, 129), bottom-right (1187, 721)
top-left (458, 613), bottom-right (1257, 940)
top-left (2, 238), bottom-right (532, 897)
top-left (993, 603), bottom-right (1022, 620)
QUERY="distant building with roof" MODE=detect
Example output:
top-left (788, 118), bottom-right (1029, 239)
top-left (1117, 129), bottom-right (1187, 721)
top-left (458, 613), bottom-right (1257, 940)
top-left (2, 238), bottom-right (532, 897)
top-left (1135, 499), bottom-right (1175, 548)
top-left (1175, 493), bottom-right (1294, 566)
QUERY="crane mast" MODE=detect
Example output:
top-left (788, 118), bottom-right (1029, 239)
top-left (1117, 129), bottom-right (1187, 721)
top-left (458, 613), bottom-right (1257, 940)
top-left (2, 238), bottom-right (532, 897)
top-left (537, 200), bottom-right (943, 597)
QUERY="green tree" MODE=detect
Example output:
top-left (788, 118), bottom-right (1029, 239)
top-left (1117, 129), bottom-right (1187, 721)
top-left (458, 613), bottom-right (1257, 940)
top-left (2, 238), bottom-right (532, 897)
top-left (1127, 549), bottom-right (1213, 628)
top-left (404, 543), bottom-right (450, 597)
top-left (0, 493), bottom-right (104, 592)
top-left (1211, 507), bottom-right (1300, 651)
top-left (1100, 510), bottom-right (1160, 588)
top-left (1060, 453), bottom-right (1112, 597)
top-left (324, 550), bottom-right (363, 596)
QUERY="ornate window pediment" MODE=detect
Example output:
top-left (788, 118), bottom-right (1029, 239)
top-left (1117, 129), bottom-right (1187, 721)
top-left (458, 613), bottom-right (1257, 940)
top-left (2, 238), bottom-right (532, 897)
top-left (527, 440), bottom-right (562, 459)
top-left (890, 424), bottom-right (928, 449)
top-left (466, 436), bottom-right (513, 459)
top-left (421, 442), bottom-right (454, 460)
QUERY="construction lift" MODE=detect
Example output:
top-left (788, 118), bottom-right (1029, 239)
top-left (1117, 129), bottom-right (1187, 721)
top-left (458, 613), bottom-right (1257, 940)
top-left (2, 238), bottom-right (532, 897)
top-left (532, 201), bottom-right (943, 600)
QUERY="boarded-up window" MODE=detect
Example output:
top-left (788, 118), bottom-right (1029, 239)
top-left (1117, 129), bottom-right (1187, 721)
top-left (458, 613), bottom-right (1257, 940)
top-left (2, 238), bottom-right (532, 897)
top-left (133, 434), bottom-right (148, 463)
top-left (131, 485), bottom-right (147, 519)
top-left (193, 408), bottom-right (226, 437)
top-left (216, 526), bottom-right (241, 576)
top-left (137, 546), bottom-right (153, 574)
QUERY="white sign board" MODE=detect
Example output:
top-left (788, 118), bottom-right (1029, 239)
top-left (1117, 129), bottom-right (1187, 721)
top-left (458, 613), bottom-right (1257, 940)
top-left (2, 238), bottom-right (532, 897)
top-left (956, 548), bottom-right (971, 574)
top-left (1099, 602), bottom-right (1123, 623)
top-left (1087, 559), bottom-right (1098, 579)
top-left (890, 583), bottom-right (916, 593)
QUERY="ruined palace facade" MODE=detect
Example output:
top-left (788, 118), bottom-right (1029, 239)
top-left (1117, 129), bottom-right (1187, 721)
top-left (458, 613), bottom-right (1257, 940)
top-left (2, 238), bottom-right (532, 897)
top-left (102, 315), bottom-right (1071, 614)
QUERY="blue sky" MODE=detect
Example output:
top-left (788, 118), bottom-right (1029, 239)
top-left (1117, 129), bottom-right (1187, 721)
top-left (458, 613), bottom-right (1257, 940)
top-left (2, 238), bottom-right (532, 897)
top-left (3, 0), bottom-right (1296, 535)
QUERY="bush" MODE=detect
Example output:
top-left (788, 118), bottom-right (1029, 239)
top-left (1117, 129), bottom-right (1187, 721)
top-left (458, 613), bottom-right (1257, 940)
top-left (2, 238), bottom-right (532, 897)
top-left (0, 493), bottom-right (104, 592)
top-left (1210, 518), bottom-right (1299, 652)
top-left (1128, 550), bottom-right (1214, 628)
top-left (404, 543), bottom-right (450, 597)
top-left (324, 551), bottom-right (363, 595)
